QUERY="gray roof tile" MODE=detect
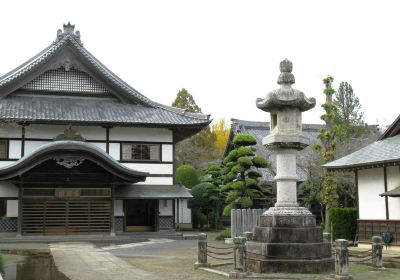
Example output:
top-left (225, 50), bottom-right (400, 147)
top-left (324, 134), bottom-right (400, 170)
top-left (0, 95), bottom-right (209, 126)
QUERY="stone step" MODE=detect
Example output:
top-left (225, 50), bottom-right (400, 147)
top-left (246, 241), bottom-right (332, 259)
top-left (253, 226), bottom-right (324, 243)
top-left (247, 257), bottom-right (335, 273)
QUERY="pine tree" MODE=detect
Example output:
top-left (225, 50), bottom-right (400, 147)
top-left (220, 134), bottom-right (268, 215)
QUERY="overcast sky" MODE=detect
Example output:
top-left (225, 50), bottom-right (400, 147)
top-left (0, 0), bottom-right (399, 127)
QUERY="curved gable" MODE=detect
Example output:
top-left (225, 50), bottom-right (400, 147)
top-left (0, 141), bottom-right (148, 183)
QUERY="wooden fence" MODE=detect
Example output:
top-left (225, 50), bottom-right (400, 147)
top-left (231, 209), bottom-right (267, 237)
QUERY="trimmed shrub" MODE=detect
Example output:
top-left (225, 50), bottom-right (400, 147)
top-left (216, 228), bottom-right (231, 240)
top-left (188, 183), bottom-right (212, 209)
top-left (329, 207), bottom-right (357, 241)
top-left (175, 164), bottom-right (199, 188)
top-left (233, 134), bottom-right (257, 147)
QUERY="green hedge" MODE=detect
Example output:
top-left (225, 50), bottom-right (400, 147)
top-left (329, 207), bottom-right (357, 241)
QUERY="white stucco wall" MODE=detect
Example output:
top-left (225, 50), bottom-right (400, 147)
top-left (109, 127), bottom-right (172, 142)
top-left (162, 144), bottom-right (173, 162)
top-left (387, 166), bottom-right (400, 219)
top-left (25, 141), bottom-right (51, 155)
top-left (114, 200), bottom-right (124, 216)
top-left (6, 200), bottom-right (18, 217)
top-left (140, 177), bottom-right (173, 185)
top-left (109, 143), bottom-right (120, 160)
top-left (0, 161), bottom-right (13, 168)
top-left (9, 140), bottom-right (21, 159)
top-left (175, 199), bottom-right (191, 224)
top-left (91, 142), bottom-right (107, 152)
top-left (159, 200), bottom-right (173, 216)
top-left (122, 163), bottom-right (173, 174)
top-left (358, 168), bottom-right (386, 219)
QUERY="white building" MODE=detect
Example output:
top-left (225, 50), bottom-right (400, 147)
top-left (324, 115), bottom-right (400, 246)
top-left (0, 23), bottom-right (210, 236)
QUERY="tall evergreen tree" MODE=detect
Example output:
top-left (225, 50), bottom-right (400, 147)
top-left (313, 76), bottom-right (339, 232)
top-left (333, 81), bottom-right (364, 139)
top-left (172, 88), bottom-right (202, 113)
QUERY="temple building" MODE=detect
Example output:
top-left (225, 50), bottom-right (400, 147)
top-left (324, 115), bottom-right (400, 246)
top-left (0, 23), bottom-right (210, 236)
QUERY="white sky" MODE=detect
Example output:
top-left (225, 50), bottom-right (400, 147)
top-left (0, 0), bottom-right (399, 127)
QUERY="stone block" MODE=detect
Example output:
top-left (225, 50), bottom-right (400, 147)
top-left (247, 257), bottom-right (334, 274)
top-left (246, 241), bottom-right (332, 259)
top-left (259, 214), bottom-right (316, 228)
top-left (253, 226), bottom-right (324, 243)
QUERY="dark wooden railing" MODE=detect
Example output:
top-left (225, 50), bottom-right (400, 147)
top-left (357, 219), bottom-right (400, 246)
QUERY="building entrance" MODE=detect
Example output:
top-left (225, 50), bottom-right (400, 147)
top-left (124, 199), bottom-right (157, 232)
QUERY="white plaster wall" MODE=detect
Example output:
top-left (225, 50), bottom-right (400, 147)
top-left (6, 200), bottom-right (18, 217)
top-left (180, 199), bottom-right (191, 223)
top-left (114, 200), bottom-right (124, 216)
top-left (110, 127), bottom-right (172, 142)
top-left (358, 168), bottom-right (386, 219)
top-left (162, 144), bottom-right (173, 162)
top-left (109, 143), bottom-right (120, 160)
top-left (0, 124), bottom-right (21, 138)
top-left (25, 141), bottom-right (51, 155)
top-left (91, 142), bottom-right (107, 152)
top-left (25, 124), bottom-right (106, 140)
top-left (0, 161), bottom-right (13, 168)
top-left (140, 177), bottom-right (173, 185)
top-left (159, 200), bottom-right (173, 216)
top-left (387, 166), bottom-right (400, 219)
top-left (122, 163), bottom-right (173, 174)
top-left (9, 140), bottom-right (22, 159)
top-left (0, 182), bottom-right (18, 197)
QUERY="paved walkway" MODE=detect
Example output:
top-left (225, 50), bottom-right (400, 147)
top-left (50, 242), bottom-right (165, 280)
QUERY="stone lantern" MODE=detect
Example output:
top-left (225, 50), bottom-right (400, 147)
top-left (246, 59), bottom-right (334, 273)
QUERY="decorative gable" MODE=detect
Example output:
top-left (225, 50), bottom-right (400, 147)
top-left (22, 67), bottom-right (110, 94)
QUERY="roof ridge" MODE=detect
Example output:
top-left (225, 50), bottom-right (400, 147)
top-left (0, 23), bottom-right (210, 121)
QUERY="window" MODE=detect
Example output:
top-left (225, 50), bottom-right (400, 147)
top-left (0, 140), bottom-right (8, 159)
top-left (121, 143), bottom-right (161, 162)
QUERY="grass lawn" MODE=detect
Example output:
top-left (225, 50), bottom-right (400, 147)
top-left (350, 264), bottom-right (400, 280)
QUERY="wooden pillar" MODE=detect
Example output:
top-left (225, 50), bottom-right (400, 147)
top-left (21, 124), bottom-right (26, 157)
top-left (172, 198), bottom-right (176, 229)
top-left (176, 199), bottom-right (180, 230)
top-left (355, 170), bottom-right (359, 219)
top-left (384, 167), bottom-right (389, 220)
top-left (17, 181), bottom-right (23, 237)
top-left (104, 126), bottom-right (111, 154)
top-left (110, 184), bottom-right (115, 236)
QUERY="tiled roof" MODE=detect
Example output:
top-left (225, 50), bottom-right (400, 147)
top-left (227, 118), bottom-right (323, 183)
top-left (0, 24), bottom-right (210, 131)
top-left (0, 95), bottom-right (208, 126)
top-left (323, 134), bottom-right (400, 170)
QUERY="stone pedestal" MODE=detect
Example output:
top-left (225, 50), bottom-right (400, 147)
top-left (246, 207), bottom-right (334, 273)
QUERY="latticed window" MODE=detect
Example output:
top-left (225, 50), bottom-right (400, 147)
top-left (121, 143), bottom-right (161, 161)
top-left (22, 68), bottom-right (110, 94)
top-left (0, 140), bottom-right (8, 159)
